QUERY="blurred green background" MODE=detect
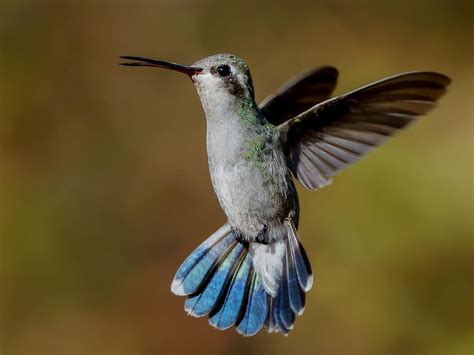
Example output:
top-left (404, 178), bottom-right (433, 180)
top-left (0, 1), bottom-right (472, 354)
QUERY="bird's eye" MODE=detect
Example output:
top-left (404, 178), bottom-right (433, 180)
top-left (217, 65), bottom-right (231, 77)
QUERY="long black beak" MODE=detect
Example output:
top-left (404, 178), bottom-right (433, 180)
top-left (120, 56), bottom-right (203, 76)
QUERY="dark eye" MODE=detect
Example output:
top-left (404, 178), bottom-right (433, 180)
top-left (217, 65), bottom-right (231, 77)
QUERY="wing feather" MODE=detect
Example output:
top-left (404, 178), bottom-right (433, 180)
top-left (279, 71), bottom-right (451, 190)
top-left (259, 66), bottom-right (339, 125)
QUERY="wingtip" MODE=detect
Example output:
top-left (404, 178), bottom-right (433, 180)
top-left (318, 65), bottom-right (339, 77)
top-left (300, 176), bottom-right (333, 191)
top-left (418, 71), bottom-right (452, 87)
top-left (300, 65), bottom-right (339, 81)
top-left (440, 73), bottom-right (452, 86)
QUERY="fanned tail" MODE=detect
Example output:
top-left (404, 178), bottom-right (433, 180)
top-left (171, 221), bottom-right (312, 336)
top-left (171, 224), bottom-right (267, 336)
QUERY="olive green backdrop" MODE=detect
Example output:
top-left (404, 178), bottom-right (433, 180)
top-left (0, 1), bottom-right (472, 354)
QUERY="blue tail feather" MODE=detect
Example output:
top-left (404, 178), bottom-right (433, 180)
top-left (265, 297), bottom-right (276, 331)
top-left (236, 272), bottom-right (268, 336)
top-left (288, 222), bottom-right (313, 292)
top-left (276, 254), bottom-right (296, 330)
top-left (271, 293), bottom-right (289, 334)
top-left (295, 241), bottom-right (312, 291)
top-left (286, 244), bottom-right (305, 315)
top-left (171, 225), bottom-right (234, 296)
top-left (209, 251), bottom-right (252, 330)
top-left (179, 233), bottom-right (235, 295)
top-left (185, 241), bottom-right (243, 317)
top-left (171, 221), bottom-right (313, 336)
top-left (265, 221), bottom-right (312, 334)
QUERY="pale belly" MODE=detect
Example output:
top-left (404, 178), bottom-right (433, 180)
top-left (201, 95), bottom-right (298, 241)
top-left (208, 151), bottom-right (298, 241)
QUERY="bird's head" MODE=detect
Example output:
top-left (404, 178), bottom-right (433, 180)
top-left (120, 53), bottom-right (255, 104)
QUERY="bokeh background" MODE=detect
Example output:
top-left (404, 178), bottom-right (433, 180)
top-left (0, 1), bottom-right (472, 354)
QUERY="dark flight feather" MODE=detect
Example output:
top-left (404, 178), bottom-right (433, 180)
top-left (259, 66), bottom-right (339, 125)
top-left (279, 71), bottom-right (451, 190)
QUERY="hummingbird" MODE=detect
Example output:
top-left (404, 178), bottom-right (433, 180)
top-left (120, 54), bottom-right (450, 336)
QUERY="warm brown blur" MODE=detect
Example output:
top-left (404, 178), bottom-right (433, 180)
top-left (0, 1), bottom-right (472, 354)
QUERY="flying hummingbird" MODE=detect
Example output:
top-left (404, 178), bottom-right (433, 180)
top-left (120, 54), bottom-right (450, 336)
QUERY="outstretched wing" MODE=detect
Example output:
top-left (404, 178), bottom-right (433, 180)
top-left (279, 71), bottom-right (451, 190)
top-left (259, 66), bottom-right (339, 126)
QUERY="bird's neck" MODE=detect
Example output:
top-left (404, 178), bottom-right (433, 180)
top-left (197, 83), bottom-right (265, 126)
top-left (234, 98), bottom-right (267, 128)
top-left (200, 93), bottom-right (268, 167)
